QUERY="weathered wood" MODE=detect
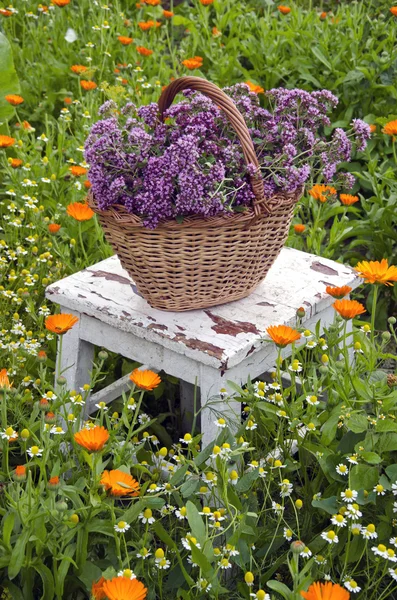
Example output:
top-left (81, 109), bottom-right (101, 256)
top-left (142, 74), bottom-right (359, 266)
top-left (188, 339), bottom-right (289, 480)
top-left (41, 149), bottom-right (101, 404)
top-left (46, 248), bottom-right (361, 441)
top-left (84, 373), bottom-right (133, 416)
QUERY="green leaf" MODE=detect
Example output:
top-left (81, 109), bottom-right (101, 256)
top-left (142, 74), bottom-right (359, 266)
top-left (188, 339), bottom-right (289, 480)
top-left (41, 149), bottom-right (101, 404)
top-left (8, 529), bottom-right (29, 579)
top-left (267, 580), bottom-right (293, 599)
top-left (34, 561), bottom-right (55, 600)
top-left (55, 544), bottom-right (76, 598)
top-left (346, 413), bottom-right (368, 434)
top-left (0, 32), bottom-right (20, 124)
top-left (377, 433), bottom-right (397, 453)
top-left (311, 47), bottom-right (332, 70)
top-left (360, 452), bottom-right (382, 465)
top-left (78, 562), bottom-right (103, 592)
top-left (320, 409), bottom-right (341, 446)
top-left (3, 513), bottom-right (14, 549)
top-left (180, 476), bottom-right (200, 498)
top-left (189, 543), bottom-right (213, 574)
top-left (235, 469), bottom-right (260, 493)
top-left (376, 419), bottom-right (397, 433)
top-left (186, 501), bottom-right (206, 545)
top-left (170, 464), bottom-right (189, 486)
top-left (153, 521), bottom-right (194, 587)
top-left (311, 496), bottom-right (338, 515)
top-left (386, 464), bottom-right (397, 482)
top-left (350, 465), bottom-right (379, 491)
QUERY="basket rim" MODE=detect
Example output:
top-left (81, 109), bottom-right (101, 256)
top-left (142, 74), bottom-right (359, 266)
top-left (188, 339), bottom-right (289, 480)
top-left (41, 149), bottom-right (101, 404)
top-left (87, 188), bottom-right (303, 230)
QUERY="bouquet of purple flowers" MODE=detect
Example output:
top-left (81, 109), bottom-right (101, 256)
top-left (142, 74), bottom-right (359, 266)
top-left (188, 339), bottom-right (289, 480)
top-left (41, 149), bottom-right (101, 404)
top-left (85, 83), bottom-right (370, 229)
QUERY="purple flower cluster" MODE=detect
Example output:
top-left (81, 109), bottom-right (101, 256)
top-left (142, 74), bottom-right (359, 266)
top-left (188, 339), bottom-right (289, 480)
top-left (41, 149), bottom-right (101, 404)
top-left (85, 84), bottom-right (370, 228)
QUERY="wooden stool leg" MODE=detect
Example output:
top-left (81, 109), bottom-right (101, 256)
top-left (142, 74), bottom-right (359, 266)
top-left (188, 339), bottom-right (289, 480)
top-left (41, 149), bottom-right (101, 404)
top-left (55, 310), bottom-right (95, 393)
top-left (198, 365), bottom-right (241, 449)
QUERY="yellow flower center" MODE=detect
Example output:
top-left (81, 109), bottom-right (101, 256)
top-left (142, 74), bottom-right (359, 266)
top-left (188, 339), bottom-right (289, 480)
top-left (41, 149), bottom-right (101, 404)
top-left (155, 548), bottom-right (164, 559)
top-left (117, 521), bottom-right (126, 529)
top-left (143, 509), bottom-right (152, 519)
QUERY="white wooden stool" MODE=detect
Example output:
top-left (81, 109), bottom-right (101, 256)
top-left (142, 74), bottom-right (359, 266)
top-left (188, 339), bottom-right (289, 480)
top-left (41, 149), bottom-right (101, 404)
top-left (45, 248), bottom-right (360, 446)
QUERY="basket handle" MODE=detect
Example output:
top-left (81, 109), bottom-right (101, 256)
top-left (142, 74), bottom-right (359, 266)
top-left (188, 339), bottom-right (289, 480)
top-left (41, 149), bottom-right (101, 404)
top-left (158, 76), bottom-right (269, 216)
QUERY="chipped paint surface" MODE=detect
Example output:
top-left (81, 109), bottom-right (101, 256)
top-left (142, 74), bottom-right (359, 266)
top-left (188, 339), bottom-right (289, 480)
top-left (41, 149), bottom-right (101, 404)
top-left (45, 247), bottom-right (361, 370)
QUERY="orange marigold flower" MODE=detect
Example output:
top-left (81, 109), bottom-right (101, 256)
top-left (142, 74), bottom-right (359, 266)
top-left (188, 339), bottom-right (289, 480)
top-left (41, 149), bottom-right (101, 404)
top-left (66, 201), bottom-right (95, 221)
top-left (333, 299), bottom-right (366, 320)
top-left (0, 135), bottom-right (15, 148)
top-left (5, 94), bottom-right (24, 106)
top-left (0, 8), bottom-right (13, 16)
top-left (320, 11), bottom-right (327, 19)
top-left (130, 368), bottom-right (161, 391)
top-left (245, 81), bottom-right (264, 94)
top-left (144, 0), bottom-right (160, 5)
top-left (100, 469), bottom-right (140, 497)
top-left (74, 425), bottom-right (110, 452)
top-left (92, 577), bottom-right (107, 600)
top-left (325, 285), bottom-right (352, 299)
top-left (294, 224), bottom-right (305, 233)
top-left (369, 124), bottom-right (376, 133)
top-left (382, 119), bottom-right (397, 136)
top-left (390, 7), bottom-right (397, 16)
top-left (84, 180), bottom-right (92, 188)
top-left (13, 465), bottom-right (27, 481)
top-left (48, 223), bottom-right (61, 234)
top-left (136, 46), bottom-right (153, 56)
top-left (0, 369), bottom-right (11, 389)
top-left (355, 258), bottom-right (397, 286)
top-left (266, 325), bottom-right (301, 348)
top-left (69, 165), bottom-right (87, 177)
top-left (52, 0), bottom-right (70, 6)
top-left (278, 5), bottom-right (291, 14)
top-left (200, 0), bottom-right (214, 4)
top-left (70, 65), bottom-right (88, 74)
top-left (138, 20), bottom-right (155, 30)
top-left (10, 158), bottom-right (23, 168)
top-left (48, 475), bottom-right (60, 489)
top-left (80, 80), bottom-right (97, 91)
top-left (118, 36), bottom-right (133, 45)
top-left (182, 56), bottom-right (203, 70)
top-left (301, 581), bottom-right (350, 600)
top-left (309, 184), bottom-right (337, 203)
top-left (163, 9), bottom-right (174, 17)
top-left (21, 120), bottom-right (34, 131)
top-left (212, 26), bottom-right (221, 36)
top-left (45, 313), bottom-right (79, 335)
top-left (103, 577), bottom-right (148, 600)
top-left (340, 194), bottom-right (359, 206)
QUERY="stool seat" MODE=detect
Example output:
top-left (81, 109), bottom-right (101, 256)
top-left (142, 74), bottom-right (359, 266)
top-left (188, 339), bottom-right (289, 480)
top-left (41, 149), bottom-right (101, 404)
top-left (46, 248), bottom-right (360, 445)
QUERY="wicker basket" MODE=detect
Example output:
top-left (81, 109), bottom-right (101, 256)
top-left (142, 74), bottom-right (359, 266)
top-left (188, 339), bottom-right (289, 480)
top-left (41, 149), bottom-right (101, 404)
top-left (88, 76), bottom-right (302, 312)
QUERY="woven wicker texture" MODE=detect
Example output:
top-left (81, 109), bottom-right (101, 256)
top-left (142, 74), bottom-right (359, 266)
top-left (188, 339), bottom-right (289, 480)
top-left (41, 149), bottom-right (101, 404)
top-left (88, 77), bottom-right (302, 311)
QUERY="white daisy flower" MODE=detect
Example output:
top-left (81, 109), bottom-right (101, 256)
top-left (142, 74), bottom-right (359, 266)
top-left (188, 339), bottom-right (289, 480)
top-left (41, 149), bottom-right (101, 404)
top-left (346, 504), bottom-right (362, 520)
top-left (1, 427), bottom-right (18, 440)
top-left (344, 580), bottom-right (361, 593)
top-left (27, 445), bottom-right (43, 458)
top-left (331, 514), bottom-right (347, 527)
top-left (336, 464), bottom-right (349, 476)
top-left (114, 521), bottom-right (130, 533)
top-left (300, 546), bottom-right (312, 558)
top-left (156, 558), bottom-right (171, 570)
top-left (372, 544), bottom-right (388, 559)
top-left (341, 489), bottom-right (358, 503)
top-left (136, 547), bottom-right (151, 559)
top-left (321, 531), bottom-right (339, 544)
top-left (215, 418), bottom-right (227, 428)
top-left (361, 525), bottom-right (377, 539)
top-left (389, 567), bottom-right (397, 581)
top-left (138, 509), bottom-right (155, 524)
top-left (373, 484), bottom-right (385, 496)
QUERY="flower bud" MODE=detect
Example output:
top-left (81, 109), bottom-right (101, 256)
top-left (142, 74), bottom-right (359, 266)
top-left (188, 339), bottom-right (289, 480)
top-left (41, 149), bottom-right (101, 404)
top-left (70, 513), bottom-right (79, 524)
top-left (388, 316), bottom-right (396, 325)
top-left (57, 376), bottom-right (67, 386)
top-left (382, 331), bottom-right (391, 342)
top-left (291, 540), bottom-right (306, 554)
top-left (20, 429), bottom-right (30, 440)
top-left (297, 307), bottom-right (305, 318)
top-left (98, 350), bottom-right (108, 361)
